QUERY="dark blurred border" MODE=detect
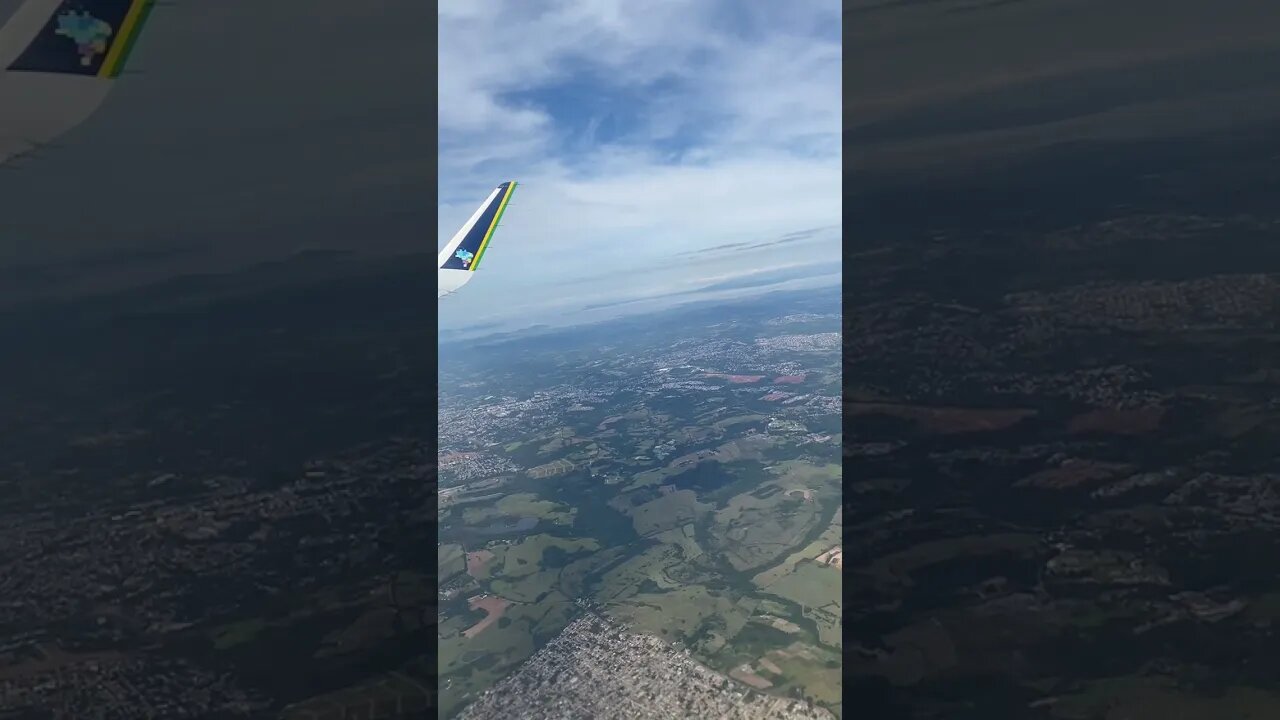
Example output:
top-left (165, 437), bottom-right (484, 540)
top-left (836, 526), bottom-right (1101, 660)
top-left (844, 0), bottom-right (1280, 717)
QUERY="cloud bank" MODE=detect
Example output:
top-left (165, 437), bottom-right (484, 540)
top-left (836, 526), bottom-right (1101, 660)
top-left (437, 0), bottom-right (842, 332)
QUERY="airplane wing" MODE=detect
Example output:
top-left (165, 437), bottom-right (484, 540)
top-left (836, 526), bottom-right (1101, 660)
top-left (0, 0), bottom-right (157, 166)
top-left (438, 180), bottom-right (517, 299)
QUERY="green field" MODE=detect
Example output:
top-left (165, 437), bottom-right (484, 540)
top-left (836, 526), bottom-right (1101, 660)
top-left (440, 543), bottom-right (466, 582)
top-left (706, 472), bottom-right (831, 571)
top-left (629, 490), bottom-right (712, 536)
top-left (437, 321), bottom-right (843, 718)
top-left (458, 493), bottom-right (576, 525)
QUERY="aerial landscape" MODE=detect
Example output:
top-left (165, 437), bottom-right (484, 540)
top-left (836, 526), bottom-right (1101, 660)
top-left (846, 1), bottom-right (1280, 704)
top-left (0, 253), bottom-right (443, 718)
top-left (845, 0), bottom-right (1280, 715)
top-left (0, 262), bottom-right (843, 719)
top-left (434, 0), bottom-right (843, 714)
top-left (0, 0), bottom-right (844, 716)
top-left (438, 287), bottom-right (842, 718)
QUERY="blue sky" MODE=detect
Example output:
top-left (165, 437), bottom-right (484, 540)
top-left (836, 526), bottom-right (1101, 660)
top-left (437, 0), bottom-right (843, 334)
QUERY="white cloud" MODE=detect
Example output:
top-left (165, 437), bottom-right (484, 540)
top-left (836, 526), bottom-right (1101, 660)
top-left (437, 0), bottom-right (842, 331)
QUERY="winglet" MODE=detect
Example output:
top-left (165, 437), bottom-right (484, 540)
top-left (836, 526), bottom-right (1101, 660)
top-left (438, 181), bottom-right (517, 298)
top-left (3, 0), bottom-right (157, 78)
top-left (1, 0), bottom-right (159, 166)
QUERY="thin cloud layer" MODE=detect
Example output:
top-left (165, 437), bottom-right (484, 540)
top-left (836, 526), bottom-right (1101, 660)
top-left (438, 0), bottom-right (842, 331)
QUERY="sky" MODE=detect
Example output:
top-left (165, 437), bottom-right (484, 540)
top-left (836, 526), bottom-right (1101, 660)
top-left (7, 0), bottom-right (1269, 325)
top-left (436, 0), bottom-right (843, 335)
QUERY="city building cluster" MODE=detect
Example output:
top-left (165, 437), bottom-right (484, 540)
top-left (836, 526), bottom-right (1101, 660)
top-left (458, 611), bottom-right (836, 720)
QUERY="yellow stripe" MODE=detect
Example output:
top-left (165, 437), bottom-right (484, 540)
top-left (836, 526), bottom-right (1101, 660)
top-left (97, 0), bottom-right (146, 78)
top-left (470, 182), bottom-right (515, 271)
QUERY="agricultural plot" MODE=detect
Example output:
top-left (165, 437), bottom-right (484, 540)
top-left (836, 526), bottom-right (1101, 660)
top-left (628, 490), bottom-right (712, 536)
top-left (607, 585), bottom-right (749, 650)
top-left (440, 544), bottom-right (466, 582)
top-left (459, 493), bottom-right (576, 526)
top-left (651, 523), bottom-right (704, 561)
top-left (707, 485), bottom-right (826, 571)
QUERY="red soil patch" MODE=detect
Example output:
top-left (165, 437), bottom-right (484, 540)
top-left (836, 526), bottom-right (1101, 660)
top-left (1068, 406), bottom-right (1165, 435)
top-left (730, 666), bottom-right (774, 689)
top-left (762, 392), bottom-right (790, 401)
top-left (815, 546), bottom-right (843, 569)
top-left (703, 373), bottom-right (765, 383)
top-left (463, 595), bottom-right (511, 639)
top-left (439, 452), bottom-right (480, 467)
top-left (466, 549), bottom-right (494, 576)
top-left (774, 374), bottom-right (806, 384)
